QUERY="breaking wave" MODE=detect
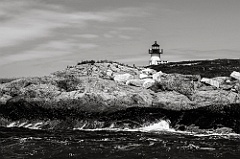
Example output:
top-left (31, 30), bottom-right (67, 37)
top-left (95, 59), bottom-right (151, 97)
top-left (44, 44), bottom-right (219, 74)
top-left (5, 119), bottom-right (240, 138)
top-left (139, 120), bottom-right (173, 132)
top-left (5, 119), bottom-right (173, 132)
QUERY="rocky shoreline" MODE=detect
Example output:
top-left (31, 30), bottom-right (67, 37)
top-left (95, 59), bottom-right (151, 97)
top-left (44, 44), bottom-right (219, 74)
top-left (0, 59), bottom-right (240, 133)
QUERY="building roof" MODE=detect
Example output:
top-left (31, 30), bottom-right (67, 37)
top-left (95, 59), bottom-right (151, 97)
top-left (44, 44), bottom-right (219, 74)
top-left (152, 41), bottom-right (159, 47)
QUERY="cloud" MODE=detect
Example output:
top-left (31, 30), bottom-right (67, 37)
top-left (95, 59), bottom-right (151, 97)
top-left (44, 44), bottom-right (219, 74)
top-left (78, 43), bottom-right (98, 49)
top-left (0, 8), bottom-right (112, 48)
top-left (166, 49), bottom-right (240, 61)
top-left (103, 30), bottom-right (132, 40)
top-left (0, 10), bottom-right (70, 48)
top-left (116, 27), bottom-right (144, 31)
top-left (0, 39), bottom-right (98, 65)
top-left (0, 0), bottom-right (153, 77)
top-left (103, 34), bottom-right (113, 38)
top-left (118, 35), bottom-right (131, 40)
top-left (0, 1), bottom-right (145, 49)
top-left (76, 34), bottom-right (99, 39)
top-left (0, 0), bottom-right (150, 67)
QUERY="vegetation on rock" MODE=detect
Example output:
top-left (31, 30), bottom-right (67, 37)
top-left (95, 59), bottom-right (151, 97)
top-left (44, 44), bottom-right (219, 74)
top-left (149, 59), bottom-right (240, 78)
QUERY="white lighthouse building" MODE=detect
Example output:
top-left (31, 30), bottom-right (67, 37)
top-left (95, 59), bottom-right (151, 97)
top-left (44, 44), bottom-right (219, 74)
top-left (149, 41), bottom-right (166, 65)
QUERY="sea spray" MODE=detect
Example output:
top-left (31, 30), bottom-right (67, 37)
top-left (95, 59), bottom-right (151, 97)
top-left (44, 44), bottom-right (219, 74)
top-left (139, 119), bottom-right (174, 132)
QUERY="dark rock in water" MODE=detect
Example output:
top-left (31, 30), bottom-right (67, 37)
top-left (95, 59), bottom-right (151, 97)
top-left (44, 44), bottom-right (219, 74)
top-left (173, 104), bottom-right (240, 133)
top-left (1, 95), bottom-right (240, 132)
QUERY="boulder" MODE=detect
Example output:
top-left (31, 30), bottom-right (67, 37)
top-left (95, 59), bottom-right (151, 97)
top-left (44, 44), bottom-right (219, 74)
top-left (139, 68), bottom-right (156, 79)
top-left (55, 91), bottom-right (85, 101)
top-left (106, 69), bottom-right (113, 77)
top-left (152, 91), bottom-right (193, 110)
top-left (152, 71), bottom-right (164, 82)
top-left (212, 77), bottom-right (230, 85)
top-left (0, 94), bottom-right (12, 104)
top-left (201, 78), bottom-right (220, 88)
top-left (192, 90), bottom-right (240, 107)
top-left (21, 83), bottom-right (61, 99)
top-left (142, 79), bottom-right (155, 88)
top-left (139, 73), bottom-right (150, 79)
top-left (216, 77), bottom-right (239, 91)
top-left (232, 83), bottom-right (240, 93)
top-left (141, 68), bottom-right (156, 75)
top-left (226, 79), bottom-right (231, 84)
top-left (126, 79), bottom-right (144, 87)
top-left (157, 73), bottom-right (200, 97)
top-left (230, 71), bottom-right (240, 81)
top-left (113, 73), bottom-right (134, 84)
top-left (197, 85), bottom-right (216, 91)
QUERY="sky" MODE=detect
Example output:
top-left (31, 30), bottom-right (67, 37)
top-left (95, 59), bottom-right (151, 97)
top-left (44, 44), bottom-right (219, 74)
top-left (0, 0), bottom-right (240, 77)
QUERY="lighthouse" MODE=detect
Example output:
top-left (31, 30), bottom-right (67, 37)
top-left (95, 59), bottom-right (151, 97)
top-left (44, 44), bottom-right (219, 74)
top-left (149, 41), bottom-right (164, 65)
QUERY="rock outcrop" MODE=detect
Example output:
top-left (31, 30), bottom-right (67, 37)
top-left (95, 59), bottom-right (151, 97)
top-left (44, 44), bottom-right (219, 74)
top-left (201, 78), bottom-right (220, 88)
top-left (230, 71), bottom-right (240, 81)
top-left (114, 73), bottom-right (134, 84)
top-left (0, 62), bottom-right (239, 111)
top-left (0, 61), bottom-right (240, 132)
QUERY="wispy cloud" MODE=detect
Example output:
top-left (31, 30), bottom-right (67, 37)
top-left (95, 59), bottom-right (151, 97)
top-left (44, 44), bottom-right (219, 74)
top-left (0, 39), bottom-right (98, 65)
top-left (103, 30), bottom-right (132, 40)
top-left (116, 27), bottom-right (144, 31)
top-left (0, 0), bottom-right (153, 77)
top-left (167, 49), bottom-right (240, 61)
top-left (0, 0), bottom-right (150, 66)
top-left (76, 34), bottom-right (99, 39)
top-left (118, 35), bottom-right (131, 40)
top-left (0, 9), bottom-right (110, 48)
top-left (103, 34), bottom-right (113, 38)
top-left (0, 1), bottom-right (146, 49)
top-left (78, 43), bottom-right (98, 49)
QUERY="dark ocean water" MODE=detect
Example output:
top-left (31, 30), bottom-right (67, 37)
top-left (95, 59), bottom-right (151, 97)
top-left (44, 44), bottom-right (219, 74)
top-left (1, 120), bottom-right (240, 159)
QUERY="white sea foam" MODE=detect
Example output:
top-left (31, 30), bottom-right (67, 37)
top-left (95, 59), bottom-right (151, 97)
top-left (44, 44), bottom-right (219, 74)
top-left (30, 122), bottom-right (44, 129)
top-left (73, 120), bottom-right (240, 138)
top-left (25, 123), bottom-right (33, 128)
top-left (193, 133), bottom-right (240, 137)
top-left (7, 122), bottom-right (17, 127)
top-left (6, 121), bottom-right (45, 130)
top-left (139, 120), bottom-right (174, 132)
top-left (74, 120), bottom-right (175, 133)
top-left (19, 122), bottom-right (27, 127)
top-left (5, 119), bottom-right (240, 138)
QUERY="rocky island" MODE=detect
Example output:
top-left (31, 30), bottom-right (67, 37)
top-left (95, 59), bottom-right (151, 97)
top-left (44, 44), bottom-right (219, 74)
top-left (0, 59), bottom-right (240, 133)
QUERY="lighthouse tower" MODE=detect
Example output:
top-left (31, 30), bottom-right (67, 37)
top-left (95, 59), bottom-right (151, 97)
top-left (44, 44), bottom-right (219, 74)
top-left (149, 41), bottom-right (163, 65)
